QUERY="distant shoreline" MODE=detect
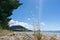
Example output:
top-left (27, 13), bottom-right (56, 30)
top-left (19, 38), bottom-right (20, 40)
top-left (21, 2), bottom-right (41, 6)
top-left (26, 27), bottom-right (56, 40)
top-left (41, 31), bottom-right (60, 34)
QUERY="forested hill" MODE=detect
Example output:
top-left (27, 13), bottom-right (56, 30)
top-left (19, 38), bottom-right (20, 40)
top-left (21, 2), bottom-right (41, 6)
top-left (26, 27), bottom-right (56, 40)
top-left (10, 25), bottom-right (32, 32)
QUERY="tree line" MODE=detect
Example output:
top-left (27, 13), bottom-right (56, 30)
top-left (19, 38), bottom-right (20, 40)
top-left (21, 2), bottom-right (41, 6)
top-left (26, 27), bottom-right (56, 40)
top-left (0, 0), bottom-right (22, 30)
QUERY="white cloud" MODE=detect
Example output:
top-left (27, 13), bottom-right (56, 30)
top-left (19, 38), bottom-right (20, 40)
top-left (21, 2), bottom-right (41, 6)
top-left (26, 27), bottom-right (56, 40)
top-left (9, 20), bottom-right (34, 30)
top-left (40, 22), bottom-right (45, 26)
top-left (9, 20), bottom-right (46, 31)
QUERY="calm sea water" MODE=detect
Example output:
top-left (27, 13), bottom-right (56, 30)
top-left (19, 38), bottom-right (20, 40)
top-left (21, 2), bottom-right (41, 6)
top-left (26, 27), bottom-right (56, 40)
top-left (12, 30), bottom-right (60, 34)
top-left (42, 31), bottom-right (60, 34)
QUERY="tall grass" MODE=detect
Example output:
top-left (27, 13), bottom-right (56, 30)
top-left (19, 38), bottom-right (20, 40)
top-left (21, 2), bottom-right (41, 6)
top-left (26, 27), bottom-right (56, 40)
top-left (33, 30), bottom-right (42, 40)
top-left (50, 37), bottom-right (56, 40)
top-left (36, 30), bottom-right (42, 40)
top-left (32, 20), bottom-right (42, 40)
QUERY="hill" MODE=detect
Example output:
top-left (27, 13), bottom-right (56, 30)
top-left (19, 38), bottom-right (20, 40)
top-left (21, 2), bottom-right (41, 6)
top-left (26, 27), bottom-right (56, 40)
top-left (10, 25), bottom-right (32, 32)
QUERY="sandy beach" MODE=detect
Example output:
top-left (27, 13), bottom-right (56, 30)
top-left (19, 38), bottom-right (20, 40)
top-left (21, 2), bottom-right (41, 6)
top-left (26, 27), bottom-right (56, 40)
top-left (0, 32), bottom-right (60, 40)
top-left (41, 32), bottom-right (60, 40)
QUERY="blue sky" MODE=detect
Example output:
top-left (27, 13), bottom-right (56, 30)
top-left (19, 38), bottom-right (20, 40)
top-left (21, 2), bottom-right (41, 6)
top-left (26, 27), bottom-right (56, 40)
top-left (10, 0), bottom-right (60, 31)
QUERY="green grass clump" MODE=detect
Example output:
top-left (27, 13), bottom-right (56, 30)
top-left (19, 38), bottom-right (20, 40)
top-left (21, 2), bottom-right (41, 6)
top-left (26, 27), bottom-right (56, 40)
top-left (0, 25), bottom-right (2, 30)
top-left (33, 30), bottom-right (42, 40)
top-left (0, 29), bottom-right (11, 36)
top-left (50, 37), bottom-right (56, 40)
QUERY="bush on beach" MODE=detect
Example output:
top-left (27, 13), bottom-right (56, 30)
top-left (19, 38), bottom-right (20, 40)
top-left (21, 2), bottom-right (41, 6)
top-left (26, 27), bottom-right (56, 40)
top-left (50, 36), bottom-right (56, 40)
top-left (33, 30), bottom-right (42, 40)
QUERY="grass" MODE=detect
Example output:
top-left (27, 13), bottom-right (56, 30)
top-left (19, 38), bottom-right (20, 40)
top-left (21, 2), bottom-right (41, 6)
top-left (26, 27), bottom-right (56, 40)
top-left (33, 30), bottom-right (42, 40)
top-left (0, 29), bottom-right (12, 36)
top-left (50, 37), bottom-right (56, 40)
top-left (0, 25), bottom-right (12, 36)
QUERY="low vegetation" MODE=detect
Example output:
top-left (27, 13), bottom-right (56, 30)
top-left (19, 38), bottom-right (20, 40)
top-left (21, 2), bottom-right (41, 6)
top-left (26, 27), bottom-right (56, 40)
top-left (33, 30), bottom-right (42, 40)
top-left (50, 37), bottom-right (56, 40)
top-left (0, 29), bottom-right (11, 36)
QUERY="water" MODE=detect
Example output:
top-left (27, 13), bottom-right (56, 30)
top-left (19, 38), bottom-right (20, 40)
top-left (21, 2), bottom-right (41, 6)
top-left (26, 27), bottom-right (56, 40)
top-left (42, 31), bottom-right (60, 34)
top-left (12, 30), bottom-right (60, 34)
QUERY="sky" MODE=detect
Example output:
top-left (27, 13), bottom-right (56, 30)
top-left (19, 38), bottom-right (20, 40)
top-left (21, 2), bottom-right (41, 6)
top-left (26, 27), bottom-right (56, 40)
top-left (9, 0), bottom-right (60, 31)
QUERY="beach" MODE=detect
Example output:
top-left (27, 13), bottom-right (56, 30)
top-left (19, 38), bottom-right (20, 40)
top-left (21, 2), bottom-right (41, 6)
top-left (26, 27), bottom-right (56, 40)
top-left (0, 32), bottom-right (60, 40)
top-left (41, 32), bottom-right (60, 40)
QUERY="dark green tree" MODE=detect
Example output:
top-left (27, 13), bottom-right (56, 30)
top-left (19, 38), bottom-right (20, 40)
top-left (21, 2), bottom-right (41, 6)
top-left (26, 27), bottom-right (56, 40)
top-left (0, 0), bottom-right (22, 29)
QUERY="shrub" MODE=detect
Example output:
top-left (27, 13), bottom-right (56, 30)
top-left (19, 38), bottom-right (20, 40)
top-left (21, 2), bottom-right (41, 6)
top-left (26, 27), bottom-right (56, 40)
top-left (50, 37), bottom-right (56, 40)
top-left (0, 24), bottom-right (2, 29)
top-left (33, 30), bottom-right (42, 40)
